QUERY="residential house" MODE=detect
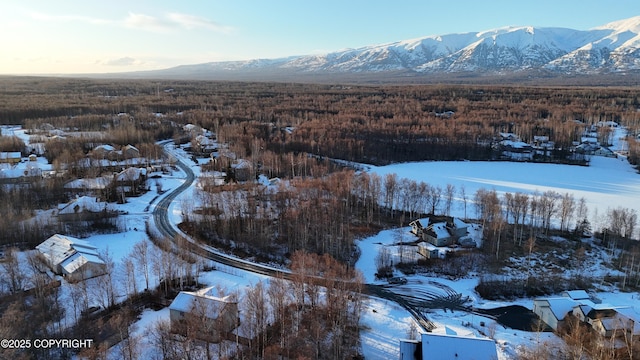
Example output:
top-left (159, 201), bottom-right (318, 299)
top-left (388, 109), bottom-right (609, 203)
top-left (195, 134), bottom-right (217, 154)
top-left (423, 222), bottom-right (456, 247)
top-left (574, 142), bottom-right (600, 155)
top-left (35, 234), bottom-right (107, 281)
top-left (435, 110), bottom-right (455, 118)
top-left (409, 220), bottom-right (425, 237)
top-left (594, 147), bottom-right (616, 158)
top-left (423, 220), bottom-right (468, 247)
top-left (399, 333), bottom-right (498, 360)
top-left (91, 144), bottom-right (116, 159)
top-left (411, 218), bottom-right (469, 247)
top-left (115, 167), bottom-right (147, 196)
top-left (615, 307), bottom-right (640, 337)
top-left (586, 308), bottom-right (627, 337)
top-left (498, 132), bottom-right (520, 142)
top-left (64, 176), bottom-right (112, 199)
top-left (169, 286), bottom-right (239, 343)
top-left (578, 306), bottom-right (640, 338)
top-left (232, 159), bottom-right (253, 182)
top-left (122, 144), bottom-right (140, 159)
top-left (532, 135), bottom-right (555, 157)
top-left (183, 123), bottom-right (201, 134)
top-left (537, 292), bottom-right (640, 339)
top-left (57, 196), bottom-right (115, 222)
top-left (499, 140), bottom-right (534, 161)
top-left (533, 297), bottom-right (578, 331)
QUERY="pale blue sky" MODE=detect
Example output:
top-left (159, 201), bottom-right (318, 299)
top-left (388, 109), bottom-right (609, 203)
top-left (1, 0), bottom-right (638, 74)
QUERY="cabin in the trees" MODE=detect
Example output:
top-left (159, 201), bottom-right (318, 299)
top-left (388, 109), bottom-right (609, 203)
top-left (121, 144), bottom-right (140, 159)
top-left (411, 218), bottom-right (469, 247)
top-left (35, 234), bottom-right (107, 281)
top-left (169, 286), bottom-right (239, 343)
top-left (57, 196), bottom-right (116, 222)
top-left (195, 134), bottom-right (217, 154)
top-left (64, 176), bottom-right (112, 199)
top-left (91, 144), bottom-right (116, 159)
top-left (498, 139), bottom-right (534, 161)
top-left (232, 159), bottom-right (253, 182)
top-left (115, 167), bottom-right (147, 196)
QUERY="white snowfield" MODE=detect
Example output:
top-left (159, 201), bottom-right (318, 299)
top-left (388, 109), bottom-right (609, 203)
top-left (370, 155), bottom-right (640, 236)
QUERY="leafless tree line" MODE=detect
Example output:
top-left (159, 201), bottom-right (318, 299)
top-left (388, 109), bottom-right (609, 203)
top-left (135, 251), bottom-right (364, 360)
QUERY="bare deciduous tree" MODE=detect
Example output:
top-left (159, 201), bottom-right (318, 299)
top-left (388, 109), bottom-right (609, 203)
top-left (444, 183), bottom-right (455, 216)
top-left (132, 241), bottom-right (151, 291)
top-left (1, 247), bottom-right (25, 294)
top-left (459, 184), bottom-right (468, 219)
top-left (559, 192), bottom-right (576, 233)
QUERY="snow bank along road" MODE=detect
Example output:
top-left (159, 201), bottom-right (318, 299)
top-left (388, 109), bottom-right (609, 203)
top-left (151, 144), bottom-right (452, 332)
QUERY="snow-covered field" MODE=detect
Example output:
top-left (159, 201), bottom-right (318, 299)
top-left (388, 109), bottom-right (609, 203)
top-left (368, 156), bottom-right (640, 237)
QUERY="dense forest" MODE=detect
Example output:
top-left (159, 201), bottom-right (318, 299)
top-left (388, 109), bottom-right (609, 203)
top-left (1, 76), bottom-right (640, 251)
top-left (2, 77), bottom-right (639, 165)
top-left (1, 77), bottom-right (640, 359)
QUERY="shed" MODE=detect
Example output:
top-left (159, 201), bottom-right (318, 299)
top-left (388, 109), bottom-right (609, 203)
top-left (417, 242), bottom-right (440, 259)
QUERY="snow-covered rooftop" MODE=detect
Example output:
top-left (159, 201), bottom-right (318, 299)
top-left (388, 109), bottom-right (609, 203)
top-left (117, 167), bottom-right (147, 181)
top-left (427, 222), bottom-right (451, 239)
top-left (420, 333), bottom-right (498, 360)
top-left (562, 290), bottom-right (590, 300)
top-left (60, 251), bottom-right (105, 274)
top-left (169, 286), bottom-right (236, 314)
top-left (64, 176), bottom-right (111, 190)
top-left (536, 297), bottom-right (578, 321)
top-left (58, 196), bottom-right (110, 215)
top-left (36, 234), bottom-right (101, 268)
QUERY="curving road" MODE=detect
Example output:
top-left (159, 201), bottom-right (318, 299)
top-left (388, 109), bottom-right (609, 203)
top-left (151, 144), bottom-right (453, 332)
top-left (152, 145), bottom-right (287, 278)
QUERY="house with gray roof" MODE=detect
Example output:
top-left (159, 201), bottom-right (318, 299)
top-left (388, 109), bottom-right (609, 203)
top-left (399, 333), bottom-right (498, 360)
top-left (169, 286), bottom-right (239, 343)
top-left (36, 234), bottom-right (106, 281)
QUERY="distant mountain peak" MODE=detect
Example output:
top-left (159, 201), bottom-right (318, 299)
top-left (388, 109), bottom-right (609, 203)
top-left (594, 16), bottom-right (640, 32)
top-left (127, 16), bottom-right (640, 81)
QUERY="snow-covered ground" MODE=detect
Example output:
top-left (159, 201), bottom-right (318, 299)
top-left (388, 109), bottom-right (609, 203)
top-left (4, 125), bottom-right (640, 359)
top-left (368, 156), bottom-right (640, 238)
top-left (354, 223), bottom-right (640, 359)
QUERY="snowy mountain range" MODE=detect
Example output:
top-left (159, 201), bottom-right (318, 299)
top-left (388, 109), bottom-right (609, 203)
top-left (129, 16), bottom-right (640, 80)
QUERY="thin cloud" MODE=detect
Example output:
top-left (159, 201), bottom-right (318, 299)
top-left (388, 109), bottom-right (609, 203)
top-left (167, 13), bottom-right (233, 33)
top-left (123, 12), bottom-right (176, 32)
top-left (29, 10), bottom-right (231, 33)
top-left (102, 57), bottom-right (143, 67)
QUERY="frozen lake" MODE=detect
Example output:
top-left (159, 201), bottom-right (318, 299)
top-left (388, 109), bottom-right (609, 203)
top-left (369, 156), bottom-right (640, 235)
